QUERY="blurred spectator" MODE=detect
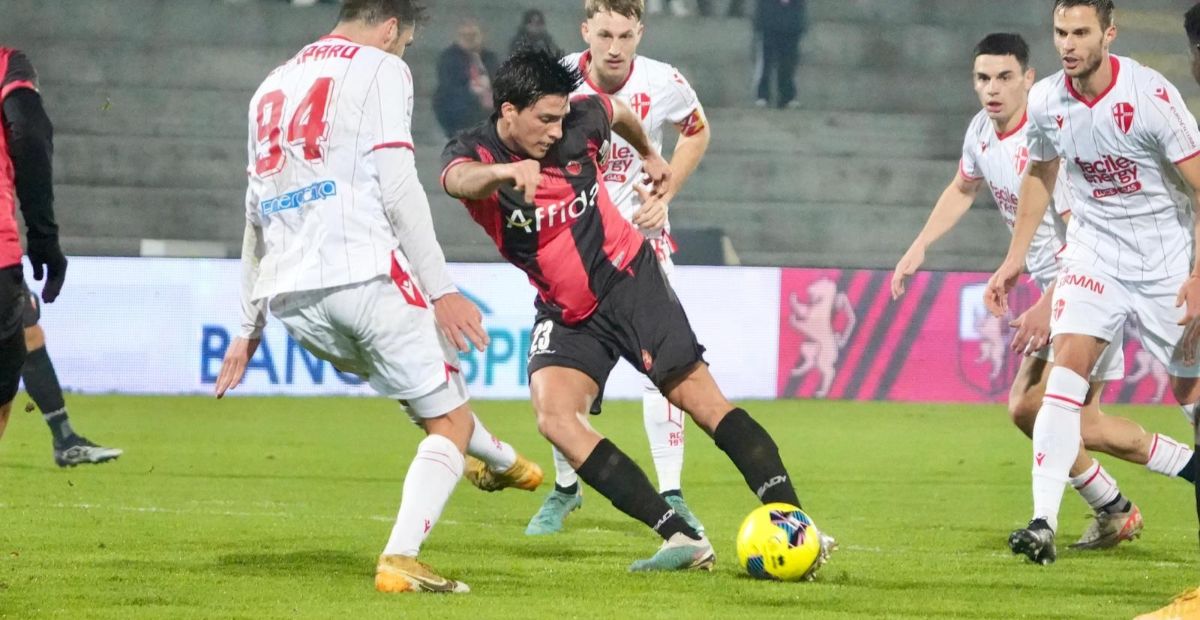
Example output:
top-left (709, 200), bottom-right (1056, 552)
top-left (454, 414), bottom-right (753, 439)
top-left (696, 0), bottom-right (746, 17)
top-left (434, 18), bottom-right (499, 138)
top-left (753, 0), bottom-right (806, 108)
top-left (647, 0), bottom-right (690, 17)
top-left (509, 9), bottom-right (563, 57)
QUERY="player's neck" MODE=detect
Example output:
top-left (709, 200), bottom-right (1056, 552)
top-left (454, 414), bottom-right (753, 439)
top-left (328, 23), bottom-right (375, 48)
top-left (590, 67), bottom-right (630, 94)
top-left (1070, 52), bottom-right (1114, 100)
top-left (992, 106), bottom-right (1028, 137)
top-left (495, 119), bottom-right (530, 158)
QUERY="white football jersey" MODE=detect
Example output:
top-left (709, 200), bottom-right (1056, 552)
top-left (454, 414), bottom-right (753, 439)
top-left (1026, 54), bottom-right (1200, 281)
top-left (246, 35), bottom-right (416, 300)
top-left (564, 51), bottom-right (703, 238)
top-left (960, 109), bottom-right (1073, 288)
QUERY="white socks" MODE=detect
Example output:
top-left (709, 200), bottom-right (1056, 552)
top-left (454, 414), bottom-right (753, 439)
top-left (1146, 433), bottom-right (1194, 478)
top-left (551, 445), bottom-right (578, 489)
top-left (1069, 459), bottom-right (1121, 511)
top-left (383, 434), bottom-right (463, 557)
top-left (467, 413), bottom-right (517, 472)
top-left (643, 389), bottom-right (685, 493)
top-left (1032, 367), bottom-right (1088, 532)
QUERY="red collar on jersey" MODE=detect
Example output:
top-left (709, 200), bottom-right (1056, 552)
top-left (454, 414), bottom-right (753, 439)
top-left (578, 50), bottom-right (636, 95)
top-left (995, 110), bottom-right (1028, 141)
top-left (1065, 55), bottom-right (1120, 109)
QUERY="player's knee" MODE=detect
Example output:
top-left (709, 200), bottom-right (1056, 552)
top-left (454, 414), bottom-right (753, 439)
top-left (1170, 378), bottom-right (1200, 408)
top-left (23, 324), bottom-right (44, 351)
top-left (1007, 392), bottom-right (1038, 438)
top-left (534, 408), bottom-right (576, 443)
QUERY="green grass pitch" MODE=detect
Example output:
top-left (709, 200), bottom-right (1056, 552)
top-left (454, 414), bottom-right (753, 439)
top-left (1, 395), bottom-right (1196, 619)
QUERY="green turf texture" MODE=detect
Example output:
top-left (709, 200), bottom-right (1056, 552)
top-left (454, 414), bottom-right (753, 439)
top-left (1, 396), bottom-right (1196, 619)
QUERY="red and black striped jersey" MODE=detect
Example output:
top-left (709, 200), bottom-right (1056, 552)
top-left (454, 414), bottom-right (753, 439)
top-left (0, 47), bottom-right (38, 269)
top-left (441, 94), bottom-right (647, 324)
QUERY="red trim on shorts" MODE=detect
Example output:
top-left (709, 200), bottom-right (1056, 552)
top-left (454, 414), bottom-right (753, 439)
top-left (1055, 243), bottom-right (1068, 258)
top-left (1044, 393), bottom-right (1084, 408)
top-left (445, 363), bottom-right (459, 381)
top-left (372, 141), bottom-right (414, 152)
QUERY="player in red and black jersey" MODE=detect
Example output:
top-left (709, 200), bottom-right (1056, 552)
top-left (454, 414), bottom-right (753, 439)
top-left (0, 48), bottom-right (118, 467)
top-left (442, 48), bottom-right (835, 574)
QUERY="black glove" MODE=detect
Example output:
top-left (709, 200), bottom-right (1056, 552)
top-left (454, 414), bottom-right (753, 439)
top-left (26, 235), bottom-right (66, 303)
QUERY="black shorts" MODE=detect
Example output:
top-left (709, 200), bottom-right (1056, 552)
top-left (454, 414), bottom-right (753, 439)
top-left (0, 266), bottom-right (27, 403)
top-left (526, 244), bottom-right (706, 404)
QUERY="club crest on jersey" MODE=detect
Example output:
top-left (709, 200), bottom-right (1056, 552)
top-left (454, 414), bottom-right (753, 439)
top-left (629, 93), bottom-right (651, 120)
top-left (1015, 146), bottom-right (1030, 176)
top-left (565, 160), bottom-right (582, 175)
top-left (1112, 102), bottom-right (1135, 134)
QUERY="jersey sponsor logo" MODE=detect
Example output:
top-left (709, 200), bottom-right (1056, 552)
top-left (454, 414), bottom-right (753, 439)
top-left (1059, 272), bottom-right (1105, 295)
top-left (1015, 146), bottom-right (1030, 176)
top-left (504, 182), bottom-right (600, 234)
top-left (600, 142), bottom-right (637, 185)
top-left (988, 184), bottom-right (1018, 221)
top-left (629, 92), bottom-right (651, 120)
top-left (296, 43), bottom-right (359, 64)
top-left (1074, 155), bottom-right (1142, 199)
top-left (260, 180), bottom-right (337, 216)
top-left (1112, 102), bottom-right (1135, 134)
top-left (1154, 87), bottom-right (1170, 103)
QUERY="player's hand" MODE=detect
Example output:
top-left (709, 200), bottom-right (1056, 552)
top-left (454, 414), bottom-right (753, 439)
top-left (1176, 274), bottom-right (1200, 325)
top-left (985, 258), bottom-right (1023, 317)
top-left (1010, 294), bottom-right (1052, 355)
top-left (890, 245), bottom-right (925, 300)
top-left (640, 152), bottom-right (672, 199)
top-left (631, 185), bottom-right (669, 231)
top-left (215, 337), bottom-right (260, 399)
top-left (503, 160), bottom-right (542, 204)
top-left (26, 236), bottom-right (67, 303)
top-left (433, 292), bottom-right (490, 353)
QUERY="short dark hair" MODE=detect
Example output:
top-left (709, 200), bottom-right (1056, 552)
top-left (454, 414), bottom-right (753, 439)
top-left (1186, 3), bottom-right (1200, 43)
top-left (974, 33), bottom-right (1031, 69)
top-left (338, 0), bottom-right (426, 27)
top-left (1053, 0), bottom-right (1116, 31)
top-left (492, 48), bottom-right (584, 113)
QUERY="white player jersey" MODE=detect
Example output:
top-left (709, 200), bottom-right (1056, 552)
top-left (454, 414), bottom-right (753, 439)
top-left (1026, 54), bottom-right (1200, 282)
top-left (960, 109), bottom-right (1073, 288)
top-left (245, 35), bottom-right (415, 300)
top-left (564, 51), bottom-right (703, 238)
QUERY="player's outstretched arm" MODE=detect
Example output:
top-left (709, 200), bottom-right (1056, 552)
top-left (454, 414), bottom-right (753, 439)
top-left (379, 148), bottom-right (489, 353)
top-left (216, 221), bottom-right (266, 399)
top-left (891, 171), bottom-right (981, 299)
top-left (610, 98), bottom-right (671, 198)
top-left (4, 88), bottom-right (65, 302)
top-left (985, 158), bottom-right (1058, 316)
top-left (444, 160), bottom-right (541, 204)
top-left (664, 107), bottom-right (710, 204)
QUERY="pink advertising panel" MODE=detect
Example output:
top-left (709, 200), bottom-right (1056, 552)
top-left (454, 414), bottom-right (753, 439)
top-left (777, 268), bottom-right (1173, 404)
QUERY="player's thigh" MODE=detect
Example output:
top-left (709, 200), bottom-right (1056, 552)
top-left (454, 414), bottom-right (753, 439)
top-left (343, 277), bottom-right (470, 414)
top-left (662, 362), bottom-right (732, 435)
top-left (1050, 265), bottom-right (1129, 376)
top-left (270, 289), bottom-right (369, 377)
top-left (0, 266), bottom-right (26, 407)
top-left (1128, 277), bottom-right (1200, 402)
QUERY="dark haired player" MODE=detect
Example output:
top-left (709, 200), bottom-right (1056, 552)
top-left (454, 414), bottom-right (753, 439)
top-left (0, 47), bottom-right (117, 467)
top-left (441, 48), bottom-right (835, 574)
top-left (986, 0), bottom-right (1200, 566)
top-left (895, 32), bottom-right (1199, 553)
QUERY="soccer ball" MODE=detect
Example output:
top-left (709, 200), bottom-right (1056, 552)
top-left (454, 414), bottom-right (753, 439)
top-left (736, 502), bottom-right (822, 581)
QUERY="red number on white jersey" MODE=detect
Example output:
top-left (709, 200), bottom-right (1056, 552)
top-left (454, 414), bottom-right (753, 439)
top-left (254, 78), bottom-right (334, 177)
top-left (254, 90), bottom-right (286, 176)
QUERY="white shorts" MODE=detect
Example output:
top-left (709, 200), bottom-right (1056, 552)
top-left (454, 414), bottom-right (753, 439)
top-left (268, 259), bottom-right (469, 418)
top-left (1051, 261), bottom-right (1200, 378)
top-left (1031, 276), bottom-right (1125, 382)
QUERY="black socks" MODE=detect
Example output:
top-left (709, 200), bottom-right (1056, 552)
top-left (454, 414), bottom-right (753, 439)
top-left (713, 408), bottom-right (801, 507)
top-left (576, 439), bottom-right (701, 541)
